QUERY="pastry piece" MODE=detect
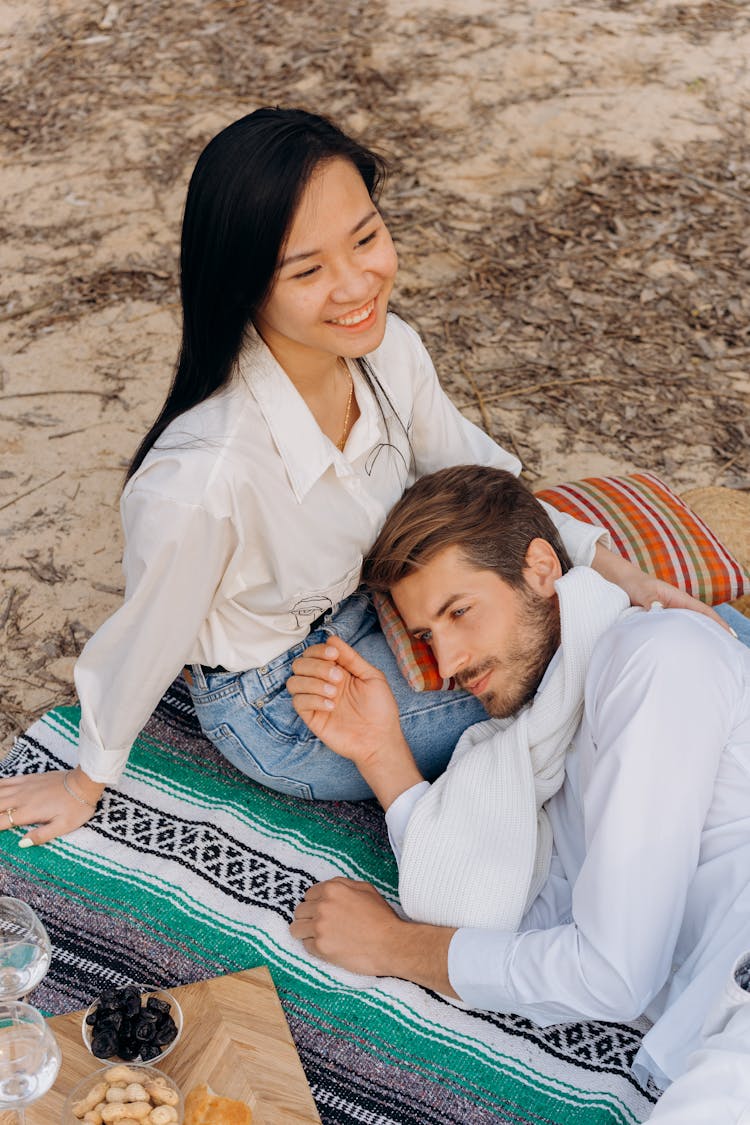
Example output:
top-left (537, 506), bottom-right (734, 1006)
top-left (184, 1084), bottom-right (252, 1125)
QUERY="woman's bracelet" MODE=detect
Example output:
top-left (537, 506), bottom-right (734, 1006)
top-left (62, 770), bottom-right (100, 810)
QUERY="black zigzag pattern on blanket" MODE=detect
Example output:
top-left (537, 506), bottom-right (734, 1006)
top-left (474, 1006), bottom-right (653, 1100)
top-left (2, 731), bottom-right (63, 775)
top-left (93, 794), bottom-right (314, 922)
top-left (4, 731), bottom-right (314, 923)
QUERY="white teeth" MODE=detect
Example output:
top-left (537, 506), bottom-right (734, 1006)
top-left (330, 301), bottom-right (374, 326)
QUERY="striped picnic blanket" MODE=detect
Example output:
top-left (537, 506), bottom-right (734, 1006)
top-left (0, 679), bottom-right (656, 1124)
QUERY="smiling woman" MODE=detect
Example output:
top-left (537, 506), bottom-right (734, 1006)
top-left (0, 106), bottom-right (721, 845)
top-left (253, 158), bottom-right (398, 447)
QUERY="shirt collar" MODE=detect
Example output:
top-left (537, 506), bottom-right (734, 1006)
top-left (344, 360), bottom-right (383, 459)
top-left (238, 328), bottom-right (385, 502)
top-left (238, 327), bottom-right (335, 503)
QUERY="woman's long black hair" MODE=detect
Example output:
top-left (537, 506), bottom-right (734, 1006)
top-left (125, 107), bottom-right (390, 480)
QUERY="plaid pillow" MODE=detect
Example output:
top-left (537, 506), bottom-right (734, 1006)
top-left (375, 471), bottom-right (750, 692)
top-left (536, 472), bottom-right (749, 607)
top-left (371, 590), bottom-right (452, 692)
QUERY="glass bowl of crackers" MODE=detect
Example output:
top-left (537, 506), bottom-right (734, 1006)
top-left (63, 1063), bottom-right (183, 1124)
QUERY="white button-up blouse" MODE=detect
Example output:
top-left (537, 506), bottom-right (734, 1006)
top-left (74, 314), bottom-right (604, 783)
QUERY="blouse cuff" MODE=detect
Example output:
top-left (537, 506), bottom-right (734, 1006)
top-left (77, 727), bottom-right (130, 786)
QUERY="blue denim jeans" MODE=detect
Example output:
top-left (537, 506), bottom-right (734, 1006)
top-left (715, 603), bottom-right (750, 649)
top-left (185, 591), bottom-right (487, 800)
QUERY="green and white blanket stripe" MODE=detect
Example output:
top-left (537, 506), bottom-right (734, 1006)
top-left (0, 681), bottom-right (655, 1124)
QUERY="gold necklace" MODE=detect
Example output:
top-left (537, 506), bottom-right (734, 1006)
top-left (336, 364), bottom-right (354, 451)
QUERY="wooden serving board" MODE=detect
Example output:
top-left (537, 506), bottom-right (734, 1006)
top-left (27, 967), bottom-right (321, 1124)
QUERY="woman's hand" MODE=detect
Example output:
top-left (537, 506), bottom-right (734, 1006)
top-left (0, 768), bottom-right (105, 846)
top-left (592, 544), bottom-right (734, 632)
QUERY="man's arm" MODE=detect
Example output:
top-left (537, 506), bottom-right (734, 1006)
top-left (290, 877), bottom-right (458, 997)
top-left (288, 638), bottom-right (448, 983)
top-left (287, 636), bottom-right (425, 810)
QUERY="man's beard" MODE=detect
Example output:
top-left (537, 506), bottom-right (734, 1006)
top-left (456, 591), bottom-right (561, 719)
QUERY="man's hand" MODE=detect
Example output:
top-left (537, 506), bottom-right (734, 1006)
top-left (290, 877), bottom-right (458, 996)
top-left (0, 769), bottom-right (104, 846)
top-left (287, 636), bottom-right (424, 808)
top-left (288, 636), bottom-right (401, 760)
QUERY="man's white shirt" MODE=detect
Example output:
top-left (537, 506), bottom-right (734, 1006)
top-left (386, 607), bottom-right (750, 1088)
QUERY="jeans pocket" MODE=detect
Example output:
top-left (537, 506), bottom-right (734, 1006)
top-left (204, 721), bottom-right (313, 800)
top-left (188, 671), bottom-right (243, 707)
top-left (253, 680), bottom-right (317, 745)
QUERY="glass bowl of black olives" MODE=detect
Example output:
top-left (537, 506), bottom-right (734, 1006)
top-left (81, 983), bottom-right (183, 1065)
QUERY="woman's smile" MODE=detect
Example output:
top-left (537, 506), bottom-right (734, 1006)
top-left (327, 297), bottom-right (378, 329)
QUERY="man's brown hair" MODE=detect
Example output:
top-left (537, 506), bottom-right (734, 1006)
top-left (363, 465), bottom-right (573, 593)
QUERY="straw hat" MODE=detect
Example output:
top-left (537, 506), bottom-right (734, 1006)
top-left (681, 487), bottom-right (750, 617)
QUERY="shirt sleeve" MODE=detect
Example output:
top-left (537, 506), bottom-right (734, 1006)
top-left (448, 612), bottom-right (739, 1023)
top-left (404, 322), bottom-right (606, 567)
top-left (537, 499), bottom-right (609, 567)
top-left (385, 781), bottom-right (431, 863)
top-left (75, 485), bottom-right (237, 784)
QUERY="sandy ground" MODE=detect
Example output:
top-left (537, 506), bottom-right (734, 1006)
top-left (1, 0), bottom-right (749, 749)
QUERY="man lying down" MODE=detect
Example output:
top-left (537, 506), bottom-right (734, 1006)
top-left (287, 465), bottom-right (750, 1124)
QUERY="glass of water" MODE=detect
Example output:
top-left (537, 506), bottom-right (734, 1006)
top-left (0, 1001), bottom-right (61, 1121)
top-left (0, 900), bottom-right (52, 1001)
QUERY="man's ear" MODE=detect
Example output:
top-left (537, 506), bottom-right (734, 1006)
top-left (523, 538), bottom-right (563, 597)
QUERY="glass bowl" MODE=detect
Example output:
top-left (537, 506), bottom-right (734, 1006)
top-left (81, 985), bottom-right (183, 1065)
top-left (0, 897), bottom-right (52, 1000)
top-left (0, 1000), bottom-right (61, 1109)
top-left (62, 1063), bottom-right (183, 1124)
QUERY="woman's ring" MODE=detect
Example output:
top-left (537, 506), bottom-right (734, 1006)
top-left (4, 808), bottom-right (16, 827)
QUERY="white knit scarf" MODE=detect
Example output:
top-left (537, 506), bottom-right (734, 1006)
top-left (399, 567), bottom-right (633, 930)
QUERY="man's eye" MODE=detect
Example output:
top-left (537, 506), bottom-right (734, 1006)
top-left (452, 606), bottom-right (468, 619)
top-left (416, 630), bottom-right (432, 644)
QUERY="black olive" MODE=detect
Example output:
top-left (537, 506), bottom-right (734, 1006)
top-left (146, 996), bottom-right (170, 1016)
top-left (91, 1030), bottom-right (118, 1058)
top-left (99, 1011), bottom-right (124, 1033)
top-left (134, 1020), bottom-right (156, 1043)
top-left (122, 994), bottom-right (141, 1017)
top-left (154, 1018), bottom-right (178, 1046)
